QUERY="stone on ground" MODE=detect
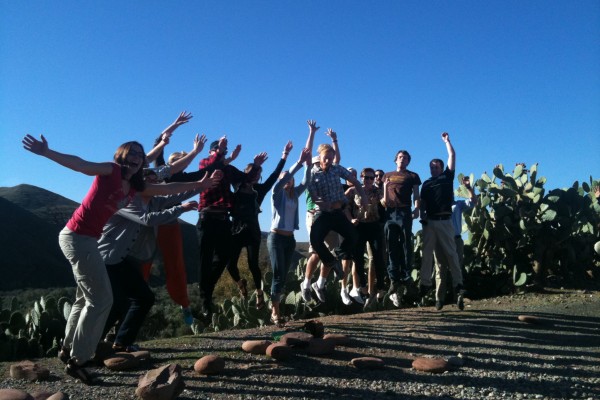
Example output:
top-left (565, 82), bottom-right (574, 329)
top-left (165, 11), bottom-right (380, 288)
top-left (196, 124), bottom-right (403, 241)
top-left (412, 357), bottom-right (450, 373)
top-left (9, 361), bottom-right (50, 381)
top-left (194, 355), bottom-right (225, 375)
top-left (136, 363), bottom-right (185, 400)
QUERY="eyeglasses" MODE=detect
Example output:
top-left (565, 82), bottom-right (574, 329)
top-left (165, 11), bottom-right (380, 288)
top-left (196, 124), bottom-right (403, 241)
top-left (128, 150), bottom-right (145, 157)
top-left (375, 174), bottom-right (383, 178)
top-left (362, 176), bottom-right (375, 180)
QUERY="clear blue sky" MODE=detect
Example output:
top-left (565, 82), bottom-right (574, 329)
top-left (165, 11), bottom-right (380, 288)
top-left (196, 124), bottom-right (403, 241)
top-left (1, 1), bottom-right (599, 242)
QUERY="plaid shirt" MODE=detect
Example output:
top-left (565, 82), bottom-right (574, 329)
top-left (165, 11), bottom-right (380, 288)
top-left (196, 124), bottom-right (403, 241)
top-left (198, 152), bottom-right (260, 210)
top-left (308, 164), bottom-right (352, 208)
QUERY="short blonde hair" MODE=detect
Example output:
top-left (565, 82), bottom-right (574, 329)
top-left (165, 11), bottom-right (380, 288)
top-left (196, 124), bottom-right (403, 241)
top-left (317, 143), bottom-right (333, 155)
top-left (168, 151), bottom-right (187, 165)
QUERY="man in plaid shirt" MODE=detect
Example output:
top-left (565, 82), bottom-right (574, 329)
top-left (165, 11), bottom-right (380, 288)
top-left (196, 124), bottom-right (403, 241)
top-left (308, 142), bottom-right (368, 301)
top-left (196, 136), bottom-right (267, 321)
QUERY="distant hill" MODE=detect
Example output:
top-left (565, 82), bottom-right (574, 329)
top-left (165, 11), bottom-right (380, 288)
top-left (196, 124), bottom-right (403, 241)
top-left (0, 184), bottom-right (308, 291)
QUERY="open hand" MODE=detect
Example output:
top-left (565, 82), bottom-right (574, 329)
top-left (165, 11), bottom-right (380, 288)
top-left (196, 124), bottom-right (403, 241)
top-left (22, 134), bottom-right (48, 156)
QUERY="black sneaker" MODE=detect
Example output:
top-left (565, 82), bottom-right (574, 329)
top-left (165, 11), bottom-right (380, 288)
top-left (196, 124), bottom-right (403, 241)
top-left (456, 292), bottom-right (465, 310)
top-left (435, 301), bottom-right (443, 311)
top-left (65, 358), bottom-right (97, 385)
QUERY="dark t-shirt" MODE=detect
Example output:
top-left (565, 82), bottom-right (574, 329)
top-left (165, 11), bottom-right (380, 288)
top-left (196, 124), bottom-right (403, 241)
top-left (383, 169), bottom-right (421, 208)
top-left (421, 167), bottom-right (455, 216)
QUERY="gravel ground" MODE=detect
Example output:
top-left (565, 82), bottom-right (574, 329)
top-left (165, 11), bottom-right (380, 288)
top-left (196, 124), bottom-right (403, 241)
top-left (1, 289), bottom-right (599, 400)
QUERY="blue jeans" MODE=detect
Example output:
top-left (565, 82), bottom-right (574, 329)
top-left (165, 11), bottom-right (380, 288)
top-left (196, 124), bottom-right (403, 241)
top-left (384, 207), bottom-right (414, 283)
top-left (267, 232), bottom-right (296, 302)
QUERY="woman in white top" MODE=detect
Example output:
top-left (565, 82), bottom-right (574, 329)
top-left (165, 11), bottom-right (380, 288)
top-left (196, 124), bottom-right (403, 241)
top-left (267, 148), bottom-right (311, 326)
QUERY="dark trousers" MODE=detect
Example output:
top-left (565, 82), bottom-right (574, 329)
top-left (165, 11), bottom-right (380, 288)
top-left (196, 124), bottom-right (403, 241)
top-left (196, 213), bottom-right (232, 314)
top-left (226, 221), bottom-right (263, 290)
top-left (309, 209), bottom-right (358, 266)
top-left (104, 259), bottom-right (155, 346)
top-left (384, 207), bottom-right (414, 283)
top-left (354, 221), bottom-right (386, 289)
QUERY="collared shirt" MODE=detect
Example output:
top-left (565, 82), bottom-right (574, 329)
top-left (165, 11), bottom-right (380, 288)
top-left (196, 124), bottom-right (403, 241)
top-left (308, 164), bottom-right (352, 209)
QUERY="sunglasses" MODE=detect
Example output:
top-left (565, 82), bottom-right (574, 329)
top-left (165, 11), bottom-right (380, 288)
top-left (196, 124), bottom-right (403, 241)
top-left (362, 176), bottom-right (375, 180)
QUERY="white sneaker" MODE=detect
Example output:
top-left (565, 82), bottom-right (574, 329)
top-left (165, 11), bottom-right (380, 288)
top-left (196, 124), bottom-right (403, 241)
top-left (349, 287), bottom-right (365, 305)
top-left (340, 287), bottom-right (352, 305)
top-left (311, 282), bottom-right (327, 303)
top-left (389, 292), bottom-right (401, 308)
top-left (300, 281), bottom-right (312, 303)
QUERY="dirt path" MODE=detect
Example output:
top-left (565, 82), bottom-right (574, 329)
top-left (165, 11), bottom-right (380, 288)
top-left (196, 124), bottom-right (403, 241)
top-left (2, 289), bottom-right (599, 399)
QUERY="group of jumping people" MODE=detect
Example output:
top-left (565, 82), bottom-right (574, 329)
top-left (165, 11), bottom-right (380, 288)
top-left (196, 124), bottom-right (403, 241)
top-left (22, 114), bottom-right (472, 384)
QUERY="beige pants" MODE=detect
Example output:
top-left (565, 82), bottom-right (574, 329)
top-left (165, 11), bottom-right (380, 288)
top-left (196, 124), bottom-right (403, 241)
top-left (59, 227), bottom-right (113, 364)
top-left (434, 236), bottom-right (464, 302)
top-left (420, 219), bottom-right (463, 289)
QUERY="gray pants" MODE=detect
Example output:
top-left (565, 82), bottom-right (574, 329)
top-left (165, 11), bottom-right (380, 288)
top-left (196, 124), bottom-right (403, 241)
top-left (59, 227), bottom-right (113, 364)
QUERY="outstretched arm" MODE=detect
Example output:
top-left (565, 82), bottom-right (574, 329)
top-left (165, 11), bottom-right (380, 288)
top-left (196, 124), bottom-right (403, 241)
top-left (442, 132), bottom-right (455, 171)
top-left (169, 134), bottom-right (207, 175)
top-left (142, 170), bottom-right (223, 196)
top-left (22, 134), bottom-right (113, 176)
top-left (147, 111), bottom-right (193, 163)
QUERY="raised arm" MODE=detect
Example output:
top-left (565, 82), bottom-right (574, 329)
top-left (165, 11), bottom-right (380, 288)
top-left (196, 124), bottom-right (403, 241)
top-left (442, 132), bottom-right (455, 171)
top-left (325, 128), bottom-right (341, 164)
top-left (305, 120), bottom-right (319, 155)
top-left (22, 134), bottom-right (113, 176)
top-left (147, 111), bottom-right (193, 164)
top-left (169, 134), bottom-right (207, 175)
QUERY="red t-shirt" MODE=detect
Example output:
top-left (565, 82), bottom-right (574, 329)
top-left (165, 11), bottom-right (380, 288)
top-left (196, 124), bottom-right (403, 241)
top-left (66, 163), bottom-right (135, 238)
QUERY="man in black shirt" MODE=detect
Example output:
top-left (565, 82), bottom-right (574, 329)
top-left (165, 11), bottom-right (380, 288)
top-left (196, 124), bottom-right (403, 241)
top-left (419, 132), bottom-right (465, 310)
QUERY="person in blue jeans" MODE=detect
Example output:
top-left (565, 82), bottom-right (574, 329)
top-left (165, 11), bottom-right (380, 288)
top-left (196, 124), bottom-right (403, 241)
top-left (267, 147), bottom-right (312, 327)
top-left (381, 150), bottom-right (422, 307)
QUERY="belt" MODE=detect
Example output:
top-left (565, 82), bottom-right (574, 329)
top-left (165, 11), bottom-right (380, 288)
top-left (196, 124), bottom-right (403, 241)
top-left (428, 215), bottom-right (451, 221)
top-left (200, 211), bottom-right (230, 220)
top-left (307, 209), bottom-right (316, 214)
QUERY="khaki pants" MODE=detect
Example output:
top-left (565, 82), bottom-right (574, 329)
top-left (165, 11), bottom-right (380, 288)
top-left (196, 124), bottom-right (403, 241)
top-left (59, 227), bottom-right (113, 363)
top-left (420, 219), bottom-right (463, 289)
top-left (434, 236), bottom-right (464, 302)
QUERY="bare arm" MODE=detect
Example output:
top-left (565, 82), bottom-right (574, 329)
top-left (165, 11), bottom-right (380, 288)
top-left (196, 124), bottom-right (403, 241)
top-left (305, 120), bottom-right (319, 154)
top-left (326, 128), bottom-right (341, 164)
top-left (146, 111), bottom-right (193, 163)
top-left (442, 132), bottom-right (455, 171)
top-left (169, 134), bottom-right (207, 175)
top-left (412, 184), bottom-right (421, 219)
top-left (22, 134), bottom-right (113, 176)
